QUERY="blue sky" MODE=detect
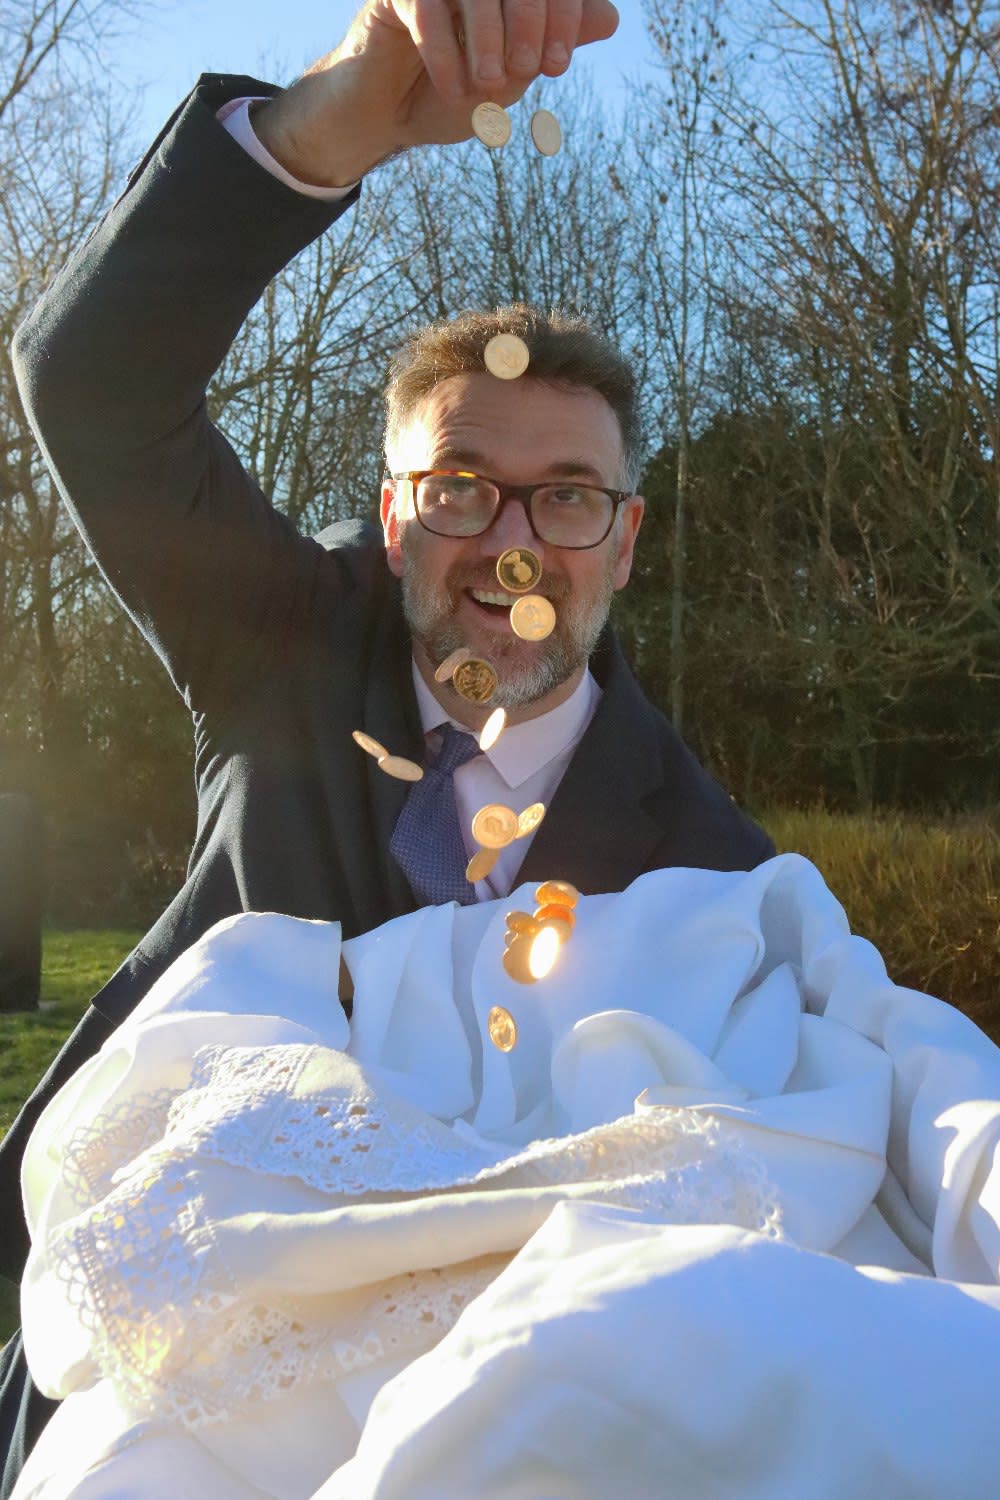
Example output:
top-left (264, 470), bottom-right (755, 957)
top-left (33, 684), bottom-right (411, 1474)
top-left (109, 2), bottom-right (655, 140)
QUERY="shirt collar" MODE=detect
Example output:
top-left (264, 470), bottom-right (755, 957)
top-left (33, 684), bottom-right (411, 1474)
top-left (412, 659), bottom-right (599, 790)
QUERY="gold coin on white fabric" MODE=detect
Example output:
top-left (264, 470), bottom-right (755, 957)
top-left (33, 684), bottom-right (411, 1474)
top-left (434, 645), bottom-right (472, 684)
top-left (488, 1005), bottom-right (518, 1051)
top-left (352, 729), bottom-right (389, 761)
top-left (510, 595), bottom-right (556, 641)
top-left (377, 754), bottom-right (424, 782)
top-left (479, 706), bottom-right (507, 752)
top-left (496, 547), bottom-right (542, 593)
top-left (530, 109), bottom-right (562, 156)
top-left (466, 845), bottom-right (501, 883)
top-left (483, 333), bottom-right (530, 381)
top-left (452, 657), bottom-right (498, 704)
top-left (471, 803), bottom-right (519, 849)
top-left (502, 934), bottom-right (537, 984)
top-left (472, 102), bottom-right (512, 149)
top-left (516, 802), bottom-right (546, 838)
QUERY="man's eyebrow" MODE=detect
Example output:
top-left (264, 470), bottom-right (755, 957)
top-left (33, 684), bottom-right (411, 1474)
top-left (430, 448), bottom-right (608, 482)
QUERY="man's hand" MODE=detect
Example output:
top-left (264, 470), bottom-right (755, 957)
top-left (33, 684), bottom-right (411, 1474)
top-left (253, 0), bottom-right (619, 189)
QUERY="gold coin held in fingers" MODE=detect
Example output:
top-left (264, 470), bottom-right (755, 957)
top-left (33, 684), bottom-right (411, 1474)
top-left (466, 845), bottom-right (501, 883)
top-left (488, 1005), bottom-right (518, 1051)
top-left (377, 754), bottom-right (424, 782)
top-left (516, 802), bottom-right (546, 838)
top-left (479, 706), bottom-right (507, 752)
top-left (496, 547), bottom-right (542, 593)
top-left (434, 645), bottom-right (472, 683)
top-left (471, 803), bottom-right (519, 849)
top-left (352, 730), bottom-right (389, 761)
top-left (452, 657), bottom-right (499, 704)
top-left (483, 333), bottom-right (530, 380)
top-left (530, 108), bottom-right (562, 157)
top-left (472, 102), bottom-right (512, 149)
top-left (510, 595), bottom-right (556, 641)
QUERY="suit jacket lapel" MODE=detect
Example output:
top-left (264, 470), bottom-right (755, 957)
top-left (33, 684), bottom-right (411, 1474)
top-left (519, 631), bottom-right (667, 895)
top-left (363, 574), bottom-right (423, 916)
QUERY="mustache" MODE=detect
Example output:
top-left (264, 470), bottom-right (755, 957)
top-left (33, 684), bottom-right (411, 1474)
top-left (446, 565), bottom-right (570, 601)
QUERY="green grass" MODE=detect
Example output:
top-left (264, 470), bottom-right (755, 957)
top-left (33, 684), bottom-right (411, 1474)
top-left (1, 930), bottom-right (141, 1344)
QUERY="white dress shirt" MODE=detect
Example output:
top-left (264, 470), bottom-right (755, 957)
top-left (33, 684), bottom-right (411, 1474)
top-left (412, 664), bottom-right (601, 899)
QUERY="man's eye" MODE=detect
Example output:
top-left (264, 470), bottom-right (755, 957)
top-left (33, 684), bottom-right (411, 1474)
top-left (548, 487), bottom-right (586, 505)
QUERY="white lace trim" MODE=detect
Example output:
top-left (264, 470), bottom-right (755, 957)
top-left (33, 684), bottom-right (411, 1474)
top-left (47, 1043), bottom-right (781, 1430)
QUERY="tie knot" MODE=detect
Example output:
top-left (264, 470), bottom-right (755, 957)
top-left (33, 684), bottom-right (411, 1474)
top-left (432, 723), bottom-right (480, 776)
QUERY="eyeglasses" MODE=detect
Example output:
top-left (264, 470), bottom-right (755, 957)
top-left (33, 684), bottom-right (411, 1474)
top-left (390, 470), bottom-right (632, 550)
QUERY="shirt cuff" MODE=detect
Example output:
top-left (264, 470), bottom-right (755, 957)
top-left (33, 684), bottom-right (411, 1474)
top-left (218, 96), bottom-right (360, 202)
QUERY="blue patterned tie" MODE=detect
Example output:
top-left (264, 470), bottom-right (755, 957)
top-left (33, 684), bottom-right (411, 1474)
top-left (390, 724), bottom-right (481, 906)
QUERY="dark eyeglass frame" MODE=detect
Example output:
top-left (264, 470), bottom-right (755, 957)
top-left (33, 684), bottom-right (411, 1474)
top-left (389, 469), bottom-right (633, 550)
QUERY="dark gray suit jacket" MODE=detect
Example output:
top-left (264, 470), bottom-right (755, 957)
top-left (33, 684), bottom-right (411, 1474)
top-left (1, 73), bottom-right (773, 1491)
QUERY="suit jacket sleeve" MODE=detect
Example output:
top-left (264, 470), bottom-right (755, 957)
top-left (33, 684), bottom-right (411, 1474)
top-left (11, 74), bottom-right (361, 714)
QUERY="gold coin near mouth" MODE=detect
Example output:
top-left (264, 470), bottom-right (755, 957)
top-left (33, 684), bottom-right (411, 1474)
top-left (488, 1004), bottom-right (518, 1051)
top-left (530, 108), bottom-right (563, 157)
top-left (434, 645), bottom-right (472, 684)
top-left (466, 845), bottom-right (501, 883)
top-left (496, 547), bottom-right (542, 593)
top-left (510, 594), bottom-right (556, 641)
top-left (471, 102), bottom-right (512, 149)
top-left (483, 333), bottom-right (530, 380)
top-left (479, 706), bottom-right (507, 752)
top-left (471, 803), bottom-right (519, 849)
top-left (352, 729), bottom-right (389, 761)
top-left (377, 753), bottom-right (424, 782)
top-left (535, 879), bottom-right (580, 909)
top-left (452, 657), bottom-right (499, 704)
top-left (516, 802), bottom-right (546, 838)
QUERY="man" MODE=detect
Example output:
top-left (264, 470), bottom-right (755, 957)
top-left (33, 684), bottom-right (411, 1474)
top-left (1, 1), bottom-right (772, 1490)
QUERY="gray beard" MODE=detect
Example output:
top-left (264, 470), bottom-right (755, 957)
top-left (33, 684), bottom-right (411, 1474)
top-left (400, 556), bottom-right (614, 711)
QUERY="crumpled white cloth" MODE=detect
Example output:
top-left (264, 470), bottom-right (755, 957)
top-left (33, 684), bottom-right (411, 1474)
top-left (13, 854), bottom-right (1000, 1499)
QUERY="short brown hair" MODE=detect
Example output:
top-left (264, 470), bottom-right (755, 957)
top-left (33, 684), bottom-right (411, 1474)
top-left (384, 304), bottom-right (643, 490)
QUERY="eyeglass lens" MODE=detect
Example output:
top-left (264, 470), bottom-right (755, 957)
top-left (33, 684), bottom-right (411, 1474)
top-left (415, 474), bottom-right (613, 548)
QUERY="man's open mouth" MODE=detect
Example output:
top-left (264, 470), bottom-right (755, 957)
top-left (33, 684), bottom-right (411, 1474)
top-left (468, 587), bottom-right (518, 615)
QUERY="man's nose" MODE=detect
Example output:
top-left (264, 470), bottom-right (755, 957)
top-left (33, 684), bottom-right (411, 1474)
top-left (480, 496), bottom-right (540, 558)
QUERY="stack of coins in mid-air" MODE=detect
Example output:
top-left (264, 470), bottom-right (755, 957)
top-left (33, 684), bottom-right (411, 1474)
top-left (501, 879), bottom-right (579, 986)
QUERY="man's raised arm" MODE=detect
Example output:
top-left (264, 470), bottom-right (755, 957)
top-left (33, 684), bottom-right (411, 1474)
top-left (11, 1), bottom-right (619, 710)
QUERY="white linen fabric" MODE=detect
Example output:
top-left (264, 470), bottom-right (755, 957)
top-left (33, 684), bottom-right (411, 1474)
top-left (13, 855), bottom-right (1000, 1499)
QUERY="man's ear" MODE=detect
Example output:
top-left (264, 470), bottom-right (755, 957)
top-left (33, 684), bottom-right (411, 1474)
top-left (380, 477), bottom-right (405, 579)
top-left (612, 495), bottom-right (645, 590)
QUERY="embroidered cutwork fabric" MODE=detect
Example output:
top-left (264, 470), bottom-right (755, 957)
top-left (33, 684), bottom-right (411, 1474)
top-left (46, 1042), bottom-right (779, 1430)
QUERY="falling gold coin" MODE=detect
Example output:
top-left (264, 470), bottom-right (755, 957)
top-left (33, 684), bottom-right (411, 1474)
top-left (535, 879), bottom-right (580, 908)
top-left (434, 646), bottom-right (472, 684)
top-left (479, 706), bottom-right (507, 752)
top-left (496, 547), bottom-right (542, 593)
top-left (502, 935), bottom-right (537, 985)
top-left (466, 845), bottom-right (501, 883)
top-left (516, 802), bottom-right (546, 838)
top-left (530, 108), bottom-right (562, 157)
top-left (510, 595), bottom-right (556, 641)
top-left (377, 754), bottom-right (424, 782)
top-left (505, 909), bottom-right (541, 936)
top-left (483, 333), bottom-right (530, 381)
top-left (471, 102), bottom-right (512, 149)
top-left (471, 803), bottom-right (519, 849)
top-left (352, 729), bottom-right (389, 761)
top-left (452, 657), bottom-right (499, 704)
top-left (488, 1005), bottom-right (518, 1051)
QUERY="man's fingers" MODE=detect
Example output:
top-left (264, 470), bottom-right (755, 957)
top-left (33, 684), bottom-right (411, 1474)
top-left (577, 0), bottom-right (619, 47)
top-left (540, 0), bottom-right (582, 75)
top-left (498, 0), bottom-right (548, 80)
top-left (404, 0), bottom-right (469, 100)
top-left (455, 0), bottom-right (507, 88)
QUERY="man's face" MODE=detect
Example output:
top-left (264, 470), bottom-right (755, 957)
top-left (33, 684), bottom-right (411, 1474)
top-left (380, 374), bottom-right (644, 715)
